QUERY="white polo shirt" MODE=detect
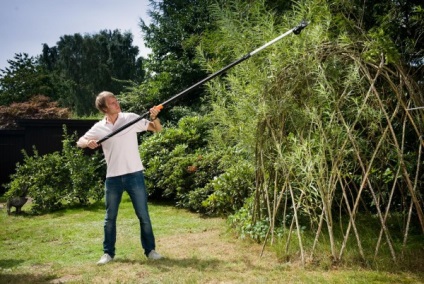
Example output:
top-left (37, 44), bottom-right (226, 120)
top-left (83, 112), bottom-right (150, 178)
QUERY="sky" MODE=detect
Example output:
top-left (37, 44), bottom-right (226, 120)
top-left (0, 0), bottom-right (153, 70)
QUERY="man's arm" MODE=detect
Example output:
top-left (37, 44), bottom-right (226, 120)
top-left (77, 137), bottom-right (99, 149)
top-left (148, 118), bottom-right (162, 132)
top-left (147, 107), bottom-right (162, 132)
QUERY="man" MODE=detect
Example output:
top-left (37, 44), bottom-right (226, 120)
top-left (77, 91), bottom-right (163, 265)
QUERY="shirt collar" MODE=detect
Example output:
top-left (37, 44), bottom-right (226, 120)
top-left (102, 112), bottom-right (122, 125)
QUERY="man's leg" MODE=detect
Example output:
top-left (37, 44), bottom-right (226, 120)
top-left (124, 171), bottom-right (156, 256)
top-left (103, 176), bottom-right (124, 258)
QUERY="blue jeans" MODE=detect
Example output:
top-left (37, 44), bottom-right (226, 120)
top-left (103, 171), bottom-right (155, 257)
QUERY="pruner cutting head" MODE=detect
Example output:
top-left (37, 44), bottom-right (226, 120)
top-left (293, 20), bottom-right (309, 35)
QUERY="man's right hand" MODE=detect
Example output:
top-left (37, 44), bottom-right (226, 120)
top-left (77, 138), bottom-right (99, 149)
top-left (86, 140), bottom-right (100, 149)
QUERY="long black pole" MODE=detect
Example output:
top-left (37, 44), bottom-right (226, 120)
top-left (97, 20), bottom-right (308, 144)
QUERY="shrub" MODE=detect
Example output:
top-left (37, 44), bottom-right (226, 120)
top-left (176, 150), bottom-right (223, 210)
top-left (5, 149), bottom-right (66, 212)
top-left (227, 197), bottom-right (275, 242)
top-left (4, 126), bottom-right (105, 214)
top-left (0, 95), bottom-right (70, 129)
top-left (61, 127), bottom-right (105, 205)
top-left (140, 114), bottom-right (254, 215)
top-left (200, 160), bottom-right (255, 215)
top-left (140, 115), bottom-right (212, 198)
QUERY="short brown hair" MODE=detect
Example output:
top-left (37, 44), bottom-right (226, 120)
top-left (95, 91), bottom-right (115, 113)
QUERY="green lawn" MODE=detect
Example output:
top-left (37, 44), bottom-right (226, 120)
top-left (1, 194), bottom-right (423, 283)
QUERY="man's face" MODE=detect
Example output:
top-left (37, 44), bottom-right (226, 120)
top-left (105, 96), bottom-right (121, 114)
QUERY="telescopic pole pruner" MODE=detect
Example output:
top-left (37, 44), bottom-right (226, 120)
top-left (97, 20), bottom-right (309, 144)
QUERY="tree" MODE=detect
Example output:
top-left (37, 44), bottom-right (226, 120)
top-left (330, 0), bottom-right (423, 80)
top-left (121, 0), bottom-right (218, 118)
top-left (40, 30), bottom-right (141, 115)
top-left (0, 53), bottom-right (56, 105)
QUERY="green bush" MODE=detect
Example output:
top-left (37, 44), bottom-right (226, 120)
top-left (227, 197), bottom-right (275, 242)
top-left (177, 150), bottom-right (223, 210)
top-left (140, 115), bottom-right (212, 199)
top-left (140, 114), bottom-right (254, 215)
top-left (4, 126), bottom-right (105, 214)
top-left (61, 128), bottom-right (105, 205)
top-left (201, 160), bottom-right (255, 215)
top-left (5, 149), bottom-right (66, 212)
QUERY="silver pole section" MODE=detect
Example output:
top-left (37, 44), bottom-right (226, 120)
top-left (250, 30), bottom-right (296, 56)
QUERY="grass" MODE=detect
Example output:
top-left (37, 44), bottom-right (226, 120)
top-left (1, 194), bottom-right (423, 284)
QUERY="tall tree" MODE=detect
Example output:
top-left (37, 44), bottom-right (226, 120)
top-left (40, 30), bottom-right (141, 115)
top-left (122, 0), bottom-right (218, 118)
top-left (0, 53), bottom-right (56, 105)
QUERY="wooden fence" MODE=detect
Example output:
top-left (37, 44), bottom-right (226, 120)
top-left (0, 119), bottom-right (98, 194)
